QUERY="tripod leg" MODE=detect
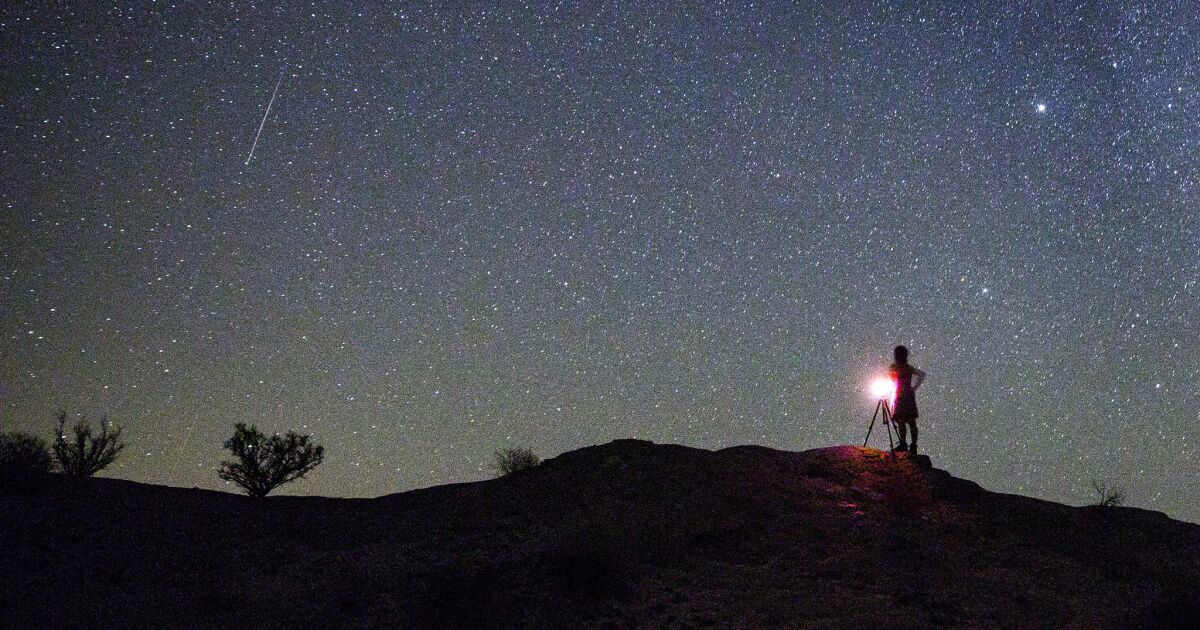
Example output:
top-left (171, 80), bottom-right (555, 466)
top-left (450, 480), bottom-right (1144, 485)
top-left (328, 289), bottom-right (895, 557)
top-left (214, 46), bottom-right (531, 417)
top-left (883, 401), bottom-right (895, 452)
top-left (863, 399), bottom-right (882, 447)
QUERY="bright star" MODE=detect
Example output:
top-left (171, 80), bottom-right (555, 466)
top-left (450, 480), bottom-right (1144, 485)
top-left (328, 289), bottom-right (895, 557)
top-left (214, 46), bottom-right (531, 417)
top-left (1035, 102), bottom-right (1047, 113)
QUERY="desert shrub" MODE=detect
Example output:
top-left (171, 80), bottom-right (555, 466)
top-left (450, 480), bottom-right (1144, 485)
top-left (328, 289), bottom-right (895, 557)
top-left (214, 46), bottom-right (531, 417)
top-left (218, 422), bottom-right (324, 497)
top-left (0, 431), bottom-right (53, 480)
top-left (52, 411), bottom-right (125, 477)
top-left (1089, 477), bottom-right (1126, 507)
top-left (491, 447), bottom-right (540, 476)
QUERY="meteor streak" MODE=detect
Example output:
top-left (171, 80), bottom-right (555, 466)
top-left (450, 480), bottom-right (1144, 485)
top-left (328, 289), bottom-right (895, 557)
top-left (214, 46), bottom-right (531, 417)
top-left (244, 67), bottom-right (285, 165)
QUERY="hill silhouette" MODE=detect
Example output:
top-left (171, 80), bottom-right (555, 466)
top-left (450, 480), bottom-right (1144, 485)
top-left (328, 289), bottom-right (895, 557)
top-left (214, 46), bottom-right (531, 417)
top-left (3, 440), bottom-right (1198, 628)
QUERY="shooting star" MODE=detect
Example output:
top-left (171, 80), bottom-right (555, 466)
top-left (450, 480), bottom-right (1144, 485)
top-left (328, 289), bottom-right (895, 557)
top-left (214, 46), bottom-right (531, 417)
top-left (244, 67), bottom-right (285, 165)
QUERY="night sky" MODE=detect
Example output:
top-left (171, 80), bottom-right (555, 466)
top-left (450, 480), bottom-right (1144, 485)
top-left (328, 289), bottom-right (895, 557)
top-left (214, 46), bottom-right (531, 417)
top-left (2, 2), bottom-right (1197, 522)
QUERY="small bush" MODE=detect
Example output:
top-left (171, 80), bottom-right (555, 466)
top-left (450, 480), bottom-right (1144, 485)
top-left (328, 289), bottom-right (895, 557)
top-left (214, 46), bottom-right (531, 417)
top-left (491, 447), bottom-right (540, 477)
top-left (218, 422), bottom-right (324, 497)
top-left (1090, 477), bottom-right (1126, 507)
top-left (52, 411), bottom-right (125, 477)
top-left (0, 431), bottom-right (53, 480)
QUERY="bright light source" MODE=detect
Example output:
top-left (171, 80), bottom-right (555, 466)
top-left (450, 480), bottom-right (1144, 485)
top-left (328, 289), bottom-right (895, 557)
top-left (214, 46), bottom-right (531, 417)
top-left (869, 377), bottom-right (896, 400)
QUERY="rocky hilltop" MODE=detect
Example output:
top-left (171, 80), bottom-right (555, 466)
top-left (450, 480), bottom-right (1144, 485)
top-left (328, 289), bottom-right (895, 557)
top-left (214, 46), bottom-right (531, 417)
top-left (3, 440), bottom-right (1197, 628)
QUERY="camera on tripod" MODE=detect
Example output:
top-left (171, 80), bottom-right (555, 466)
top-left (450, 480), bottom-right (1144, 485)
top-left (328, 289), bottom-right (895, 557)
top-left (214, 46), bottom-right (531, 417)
top-left (863, 377), bottom-right (899, 451)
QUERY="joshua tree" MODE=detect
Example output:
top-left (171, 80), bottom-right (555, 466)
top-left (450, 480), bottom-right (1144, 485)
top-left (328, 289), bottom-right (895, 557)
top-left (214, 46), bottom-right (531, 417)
top-left (0, 431), bottom-right (54, 480)
top-left (52, 411), bottom-right (125, 477)
top-left (218, 422), bottom-right (324, 497)
top-left (1090, 477), bottom-right (1126, 508)
top-left (492, 447), bottom-right (540, 477)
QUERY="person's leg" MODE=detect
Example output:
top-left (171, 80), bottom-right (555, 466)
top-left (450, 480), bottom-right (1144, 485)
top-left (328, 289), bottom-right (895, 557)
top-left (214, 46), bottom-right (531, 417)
top-left (894, 418), bottom-right (908, 449)
top-left (909, 421), bottom-right (919, 453)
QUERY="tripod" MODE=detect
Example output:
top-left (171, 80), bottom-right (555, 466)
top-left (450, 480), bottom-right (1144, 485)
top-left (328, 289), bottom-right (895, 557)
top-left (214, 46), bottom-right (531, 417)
top-left (862, 397), bottom-right (897, 452)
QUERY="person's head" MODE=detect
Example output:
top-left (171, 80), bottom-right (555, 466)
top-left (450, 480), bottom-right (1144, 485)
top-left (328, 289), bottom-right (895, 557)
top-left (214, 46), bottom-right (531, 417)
top-left (893, 345), bottom-right (909, 364)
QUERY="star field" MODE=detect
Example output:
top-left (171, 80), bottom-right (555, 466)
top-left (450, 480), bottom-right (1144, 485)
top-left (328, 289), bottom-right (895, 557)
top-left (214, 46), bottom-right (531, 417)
top-left (1, 2), bottom-right (1197, 521)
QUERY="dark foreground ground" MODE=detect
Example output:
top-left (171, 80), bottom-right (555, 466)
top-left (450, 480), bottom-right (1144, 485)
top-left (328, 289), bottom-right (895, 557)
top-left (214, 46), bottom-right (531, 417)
top-left (3, 440), bottom-right (1198, 628)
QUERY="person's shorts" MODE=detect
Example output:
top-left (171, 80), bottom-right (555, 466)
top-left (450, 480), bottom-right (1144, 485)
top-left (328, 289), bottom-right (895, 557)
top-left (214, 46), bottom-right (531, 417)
top-left (892, 395), bottom-right (919, 423)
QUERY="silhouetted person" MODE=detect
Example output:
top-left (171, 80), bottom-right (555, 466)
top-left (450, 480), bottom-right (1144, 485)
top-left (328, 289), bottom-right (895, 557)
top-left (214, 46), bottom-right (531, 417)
top-left (889, 345), bottom-right (926, 453)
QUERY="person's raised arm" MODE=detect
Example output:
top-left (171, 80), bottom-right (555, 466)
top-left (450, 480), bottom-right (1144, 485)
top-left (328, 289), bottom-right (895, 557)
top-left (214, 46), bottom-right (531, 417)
top-left (912, 366), bottom-right (927, 390)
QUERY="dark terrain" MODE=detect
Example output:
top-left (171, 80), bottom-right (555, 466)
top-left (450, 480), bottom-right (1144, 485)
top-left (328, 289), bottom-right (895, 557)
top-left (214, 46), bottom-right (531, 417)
top-left (3, 440), bottom-right (1198, 628)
